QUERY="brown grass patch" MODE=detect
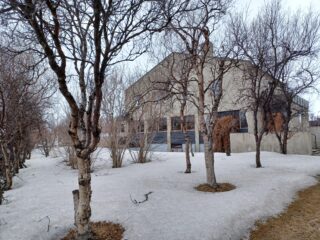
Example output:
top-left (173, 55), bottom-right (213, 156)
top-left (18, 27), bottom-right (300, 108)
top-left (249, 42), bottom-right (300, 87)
top-left (62, 221), bottom-right (125, 240)
top-left (249, 177), bottom-right (320, 240)
top-left (195, 183), bottom-right (236, 193)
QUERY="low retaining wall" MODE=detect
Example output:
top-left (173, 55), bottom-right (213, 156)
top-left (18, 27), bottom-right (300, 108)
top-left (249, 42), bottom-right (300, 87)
top-left (230, 132), bottom-right (312, 155)
top-left (310, 126), bottom-right (320, 149)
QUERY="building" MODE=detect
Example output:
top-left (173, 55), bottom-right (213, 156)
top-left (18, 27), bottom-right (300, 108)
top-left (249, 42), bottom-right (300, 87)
top-left (124, 50), bottom-right (312, 155)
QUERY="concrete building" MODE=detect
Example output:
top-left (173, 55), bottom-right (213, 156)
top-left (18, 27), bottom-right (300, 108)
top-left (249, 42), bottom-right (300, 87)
top-left (124, 51), bottom-right (312, 155)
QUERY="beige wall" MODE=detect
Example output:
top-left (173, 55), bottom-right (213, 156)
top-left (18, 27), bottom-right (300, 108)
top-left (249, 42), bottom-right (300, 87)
top-left (310, 126), bottom-right (320, 148)
top-left (230, 132), bottom-right (312, 155)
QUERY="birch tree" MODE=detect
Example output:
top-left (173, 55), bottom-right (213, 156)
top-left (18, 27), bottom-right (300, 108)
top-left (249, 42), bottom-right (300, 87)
top-left (164, 0), bottom-right (234, 186)
top-left (0, 1), bottom-right (187, 238)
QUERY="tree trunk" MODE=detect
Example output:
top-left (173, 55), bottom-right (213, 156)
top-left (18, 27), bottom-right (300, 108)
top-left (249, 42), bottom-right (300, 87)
top-left (255, 138), bottom-right (262, 168)
top-left (253, 109), bottom-right (262, 168)
top-left (225, 133), bottom-right (231, 156)
top-left (204, 137), bottom-right (217, 186)
top-left (0, 185), bottom-right (3, 205)
top-left (74, 155), bottom-right (92, 240)
top-left (281, 117), bottom-right (290, 155)
top-left (282, 136), bottom-right (288, 154)
top-left (184, 136), bottom-right (191, 173)
top-left (1, 144), bottom-right (12, 190)
top-left (13, 148), bottom-right (20, 174)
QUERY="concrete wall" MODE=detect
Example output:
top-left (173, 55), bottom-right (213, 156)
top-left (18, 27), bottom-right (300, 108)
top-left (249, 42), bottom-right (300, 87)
top-left (310, 126), bottom-right (320, 148)
top-left (230, 132), bottom-right (312, 155)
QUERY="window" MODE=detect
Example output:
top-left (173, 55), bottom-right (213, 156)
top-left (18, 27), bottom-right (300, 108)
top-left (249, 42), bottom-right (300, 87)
top-left (171, 115), bottom-right (194, 131)
top-left (134, 94), bottom-right (142, 107)
top-left (185, 115), bottom-right (195, 130)
top-left (239, 111), bottom-right (248, 130)
top-left (171, 117), bottom-right (181, 131)
top-left (158, 118), bottom-right (167, 131)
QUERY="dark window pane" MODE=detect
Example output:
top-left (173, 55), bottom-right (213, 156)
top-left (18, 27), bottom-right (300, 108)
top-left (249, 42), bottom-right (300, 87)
top-left (185, 115), bottom-right (194, 130)
top-left (239, 111), bottom-right (248, 129)
top-left (159, 118), bottom-right (167, 131)
top-left (171, 116), bottom-right (181, 131)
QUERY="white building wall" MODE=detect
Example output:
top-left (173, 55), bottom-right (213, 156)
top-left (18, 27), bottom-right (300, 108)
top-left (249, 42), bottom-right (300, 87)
top-left (310, 126), bottom-right (320, 148)
top-left (230, 132), bottom-right (312, 155)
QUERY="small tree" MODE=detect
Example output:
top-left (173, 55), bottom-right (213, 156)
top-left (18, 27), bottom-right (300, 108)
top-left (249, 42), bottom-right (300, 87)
top-left (152, 49), bottom-right (195, 173)
top-left (128, 103), bottom-right (161, 164)
top-left (101, 70), bottom-right (129, 168)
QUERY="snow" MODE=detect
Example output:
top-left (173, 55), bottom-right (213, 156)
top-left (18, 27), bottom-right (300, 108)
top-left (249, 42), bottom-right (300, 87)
top-left (1, 149), bottom-right (320, 240)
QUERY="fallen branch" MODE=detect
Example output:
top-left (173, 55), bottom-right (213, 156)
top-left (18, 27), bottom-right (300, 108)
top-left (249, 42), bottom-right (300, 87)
top-left (130, 191), bottom-right (153, 205)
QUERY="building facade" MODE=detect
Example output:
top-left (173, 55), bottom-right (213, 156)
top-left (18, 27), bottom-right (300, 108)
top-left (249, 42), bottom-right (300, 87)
top-left (124, 52), bottom-right (312, 155)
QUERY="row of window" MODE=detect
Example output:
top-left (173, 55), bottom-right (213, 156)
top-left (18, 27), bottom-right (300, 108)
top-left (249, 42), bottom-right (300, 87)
top-left (133, 115), bottom-right (195, 133)
top-left (131, 111), bottom-right (248, 133)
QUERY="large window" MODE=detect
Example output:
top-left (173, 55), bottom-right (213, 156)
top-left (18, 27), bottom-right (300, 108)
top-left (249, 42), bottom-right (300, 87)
top-left (171, 115), bottom-right (194, 131)
top-left (239, 111), bottom-right (248, 130)
top-left (158, 118), bottom-right (167, 131)
top-left (171, 116), bottom-right (181, 131)
top-left (217, 110), bottom-right (248, 132)
top-left (185, 115), bottom-right (195, 130)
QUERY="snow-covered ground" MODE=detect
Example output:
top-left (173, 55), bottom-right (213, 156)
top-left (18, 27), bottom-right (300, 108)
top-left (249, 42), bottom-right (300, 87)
top-left (1, 150), bottom-right (320, 240)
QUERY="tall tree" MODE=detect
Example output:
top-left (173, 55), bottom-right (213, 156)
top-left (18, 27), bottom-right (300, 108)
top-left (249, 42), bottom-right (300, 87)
top-left (164, 0), bottom-right (234, 186)
top-left (229, 0), bottom-right (320, 166)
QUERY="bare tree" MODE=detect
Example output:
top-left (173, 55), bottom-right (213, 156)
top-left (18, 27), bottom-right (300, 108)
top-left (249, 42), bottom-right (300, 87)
top-left (164, 0), bottom-right (233, 186)
top-left (101, 69), bottom-right (129, 168)
top-left (38, 122), bottom-right (56, 157)
top-left (128, 99), bottom-right (162, 164)
top-left (153, 44), bottom-right (195, 173)
top-left (0, 1), bottom-right (187, 238)
top-left (229, 0), bottom-right (320, 166)
top-left (262, 3), bottom-right (320, 154)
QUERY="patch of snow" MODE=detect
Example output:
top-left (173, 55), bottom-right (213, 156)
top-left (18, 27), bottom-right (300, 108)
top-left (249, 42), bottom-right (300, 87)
top-left (1, 150), bottom-right (320, 240)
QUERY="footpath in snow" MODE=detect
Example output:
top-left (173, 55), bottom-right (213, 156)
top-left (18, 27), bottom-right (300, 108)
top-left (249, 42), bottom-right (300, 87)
top-left (1, 150), bottom-right (320, 240)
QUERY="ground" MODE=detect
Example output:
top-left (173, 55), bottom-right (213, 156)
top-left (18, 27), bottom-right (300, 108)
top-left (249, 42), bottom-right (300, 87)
top-left (249, 176), bottom-right (320, 240)
top-left (0, 149), bottom-right (320, 240)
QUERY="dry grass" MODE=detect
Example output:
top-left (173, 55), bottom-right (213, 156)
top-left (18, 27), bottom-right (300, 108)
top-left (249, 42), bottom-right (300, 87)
top-left (195, 183), bottom-right (236, 193)
top-left (249, 177), bottom-right (320, 240)
top-left (61, 221), bottom-right (124, 240)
